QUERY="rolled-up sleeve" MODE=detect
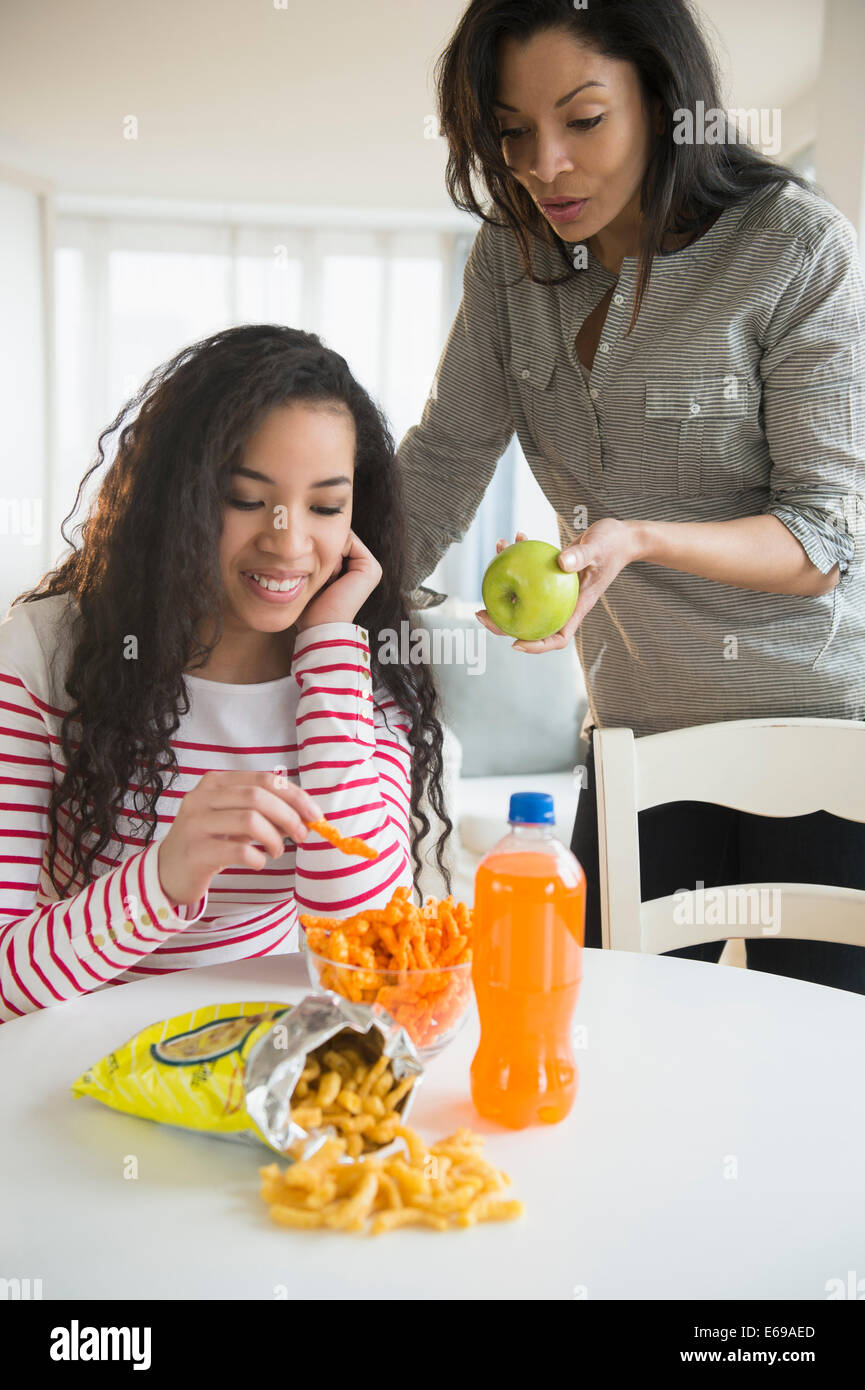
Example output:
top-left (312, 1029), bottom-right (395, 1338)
top-left (396, 222), bottom-right (515, 592)
top-left (759, 214), bottom-right (865, 595)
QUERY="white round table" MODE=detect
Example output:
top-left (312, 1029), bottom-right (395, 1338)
top-left (2, 949), bottom-right (863, 1300)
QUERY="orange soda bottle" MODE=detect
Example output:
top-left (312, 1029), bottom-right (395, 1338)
top-left (471, 792), bottom-right (586, 1129)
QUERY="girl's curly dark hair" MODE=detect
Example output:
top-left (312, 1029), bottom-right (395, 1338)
top-left (11, 324), bottom-right (453, 901)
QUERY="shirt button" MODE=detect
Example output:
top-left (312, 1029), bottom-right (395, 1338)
top-left (599, 342), bottom-right (610, 354)
top-left (689, 401), bottom-right (701, 416)
top-left (613, 293), bottom-right (624, 306)
top-left (590, 386), bottom-right (600, 400)
top-left (521, 368), bottom-right (531, 380)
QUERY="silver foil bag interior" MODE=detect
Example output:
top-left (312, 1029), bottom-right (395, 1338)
top-left (244, 991), bottom-right (424, 1160)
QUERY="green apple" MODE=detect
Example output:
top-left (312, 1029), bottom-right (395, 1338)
top-left (481, 540), bottom-right (580, 641)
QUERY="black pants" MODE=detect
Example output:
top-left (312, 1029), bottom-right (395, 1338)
top-left (570, 726), bottom-right (865, 994)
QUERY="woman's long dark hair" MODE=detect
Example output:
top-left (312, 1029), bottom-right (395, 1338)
top-left (436, 0), bottom-right (814, 329)
top-left (11, 325), bottom-right (453, 900)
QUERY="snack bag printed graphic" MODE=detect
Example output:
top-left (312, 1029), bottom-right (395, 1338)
top-left (71, 1000), bottom-right (290, 1139)
top-left (70, 993), bottom-right (423, 1160)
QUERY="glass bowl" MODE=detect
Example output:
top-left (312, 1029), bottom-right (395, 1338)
top-left (300, 930), bottom-right (473, 1062)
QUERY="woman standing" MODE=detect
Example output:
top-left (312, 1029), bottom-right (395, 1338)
top-left (397, 0), bottom-right (865, 989)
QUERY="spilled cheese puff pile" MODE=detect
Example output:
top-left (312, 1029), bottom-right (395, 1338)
top-left (260, 1125), bottom-right (523, 1234)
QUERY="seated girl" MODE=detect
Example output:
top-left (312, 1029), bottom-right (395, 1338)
top-left (0, 324), bottom-right (452, 1021)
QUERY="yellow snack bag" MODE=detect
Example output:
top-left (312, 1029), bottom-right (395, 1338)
top-left (71, 1000), bottom-right (290, 1142)
top-left (71, 993), bottom-right (423, 1160)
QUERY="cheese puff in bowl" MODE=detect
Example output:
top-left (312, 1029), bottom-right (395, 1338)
top-left (299, 887), bottom-right (474, 1061)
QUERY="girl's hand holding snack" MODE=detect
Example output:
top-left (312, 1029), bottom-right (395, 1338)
top-left (295, 529), bottom-right (382, 632)
top-left (157, 770), bottom-right (323, 910)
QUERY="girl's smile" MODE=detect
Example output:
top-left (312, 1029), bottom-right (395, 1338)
top-left (241, 571), bottom-right (308, 603)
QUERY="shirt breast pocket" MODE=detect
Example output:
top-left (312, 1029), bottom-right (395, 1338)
top-left (642, 375), bottom-right (749, 497)
top-left (508, 347), bottom-right (558, 449)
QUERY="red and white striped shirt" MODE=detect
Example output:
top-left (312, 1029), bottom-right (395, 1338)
top-left (0, 593), bottom-right (413, 1023)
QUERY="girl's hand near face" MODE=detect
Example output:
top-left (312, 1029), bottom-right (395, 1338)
top-left (295, 529), bottom-right (382, 632)
top-left (156, 770), bottom-right (324, 910)
top-left (475, 520), bottom-right (642, 653)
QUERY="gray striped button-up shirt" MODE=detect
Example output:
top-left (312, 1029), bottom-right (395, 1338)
top-left (396, 180), bottom-right (865, 739)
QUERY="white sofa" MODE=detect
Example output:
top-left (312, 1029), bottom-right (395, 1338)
top-left (438, 739), bottom-right (582, 904)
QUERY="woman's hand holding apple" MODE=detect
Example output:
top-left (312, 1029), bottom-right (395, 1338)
top-left (295, 529), bottom-right (382, 632)
top-left (476, 521), bottom-right (643, 653)
top-left (156, 770), bottom-right (323, 910)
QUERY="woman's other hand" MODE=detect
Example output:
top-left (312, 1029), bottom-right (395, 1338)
top-left (475, 520), bottom-right (642, 653)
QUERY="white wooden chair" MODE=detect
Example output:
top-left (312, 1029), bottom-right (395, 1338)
top-left (593, 718), bottom-right (865, 953)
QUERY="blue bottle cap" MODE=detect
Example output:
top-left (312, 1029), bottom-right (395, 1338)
top-left (508, 791), bottom-right (555, 825)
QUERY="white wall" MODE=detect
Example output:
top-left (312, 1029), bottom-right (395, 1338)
top-left (0, 0), bottom-right (466, 211)
top-left (815, 0), bottom-right (865, 241)
top-left (0, 169), bottom-right (53, 614)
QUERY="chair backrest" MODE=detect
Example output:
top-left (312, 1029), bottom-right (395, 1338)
top-left (593, 718), bottom-right (865, 954)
